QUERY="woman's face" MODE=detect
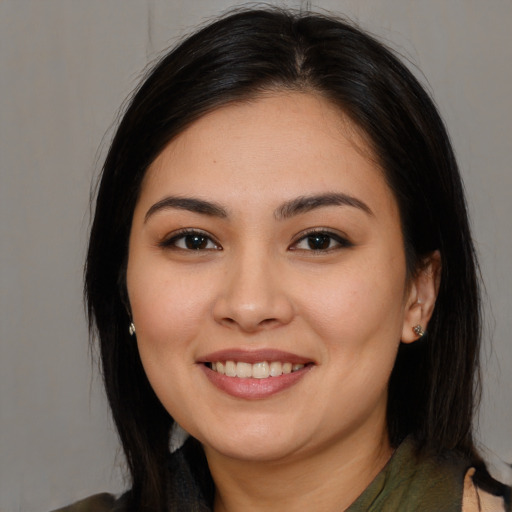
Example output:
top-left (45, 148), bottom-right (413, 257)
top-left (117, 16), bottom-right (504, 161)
top-left (127, 93), bottom-right (425, 463)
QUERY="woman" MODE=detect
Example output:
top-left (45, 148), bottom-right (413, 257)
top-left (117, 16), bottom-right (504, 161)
top-left (57, 7), bottom-right (510, 512)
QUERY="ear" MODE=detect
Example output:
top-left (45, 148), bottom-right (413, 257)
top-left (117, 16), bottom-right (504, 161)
top-left (401, 251), bottom-right (441, 343)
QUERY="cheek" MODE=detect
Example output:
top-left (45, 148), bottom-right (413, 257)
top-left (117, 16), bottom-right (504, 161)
top-left (296, 257), bottom-right (407, 353)
top-left (126, 261), bottom-right (218, 418)
top-left (127, 262), bottom-right (215, 358)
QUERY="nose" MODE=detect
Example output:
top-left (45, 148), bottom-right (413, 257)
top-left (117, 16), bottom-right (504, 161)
top-left (212, 250), bottom-right (294, 333)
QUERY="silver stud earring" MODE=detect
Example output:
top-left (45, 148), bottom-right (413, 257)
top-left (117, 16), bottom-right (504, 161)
top-left (129, 322), bottom-right (136, 336)
top-left (413, 324), bottom-right (425, 337)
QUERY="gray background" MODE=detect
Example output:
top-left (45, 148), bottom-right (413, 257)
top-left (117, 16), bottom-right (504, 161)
top-left (0, 1), bottom-right (510, 511)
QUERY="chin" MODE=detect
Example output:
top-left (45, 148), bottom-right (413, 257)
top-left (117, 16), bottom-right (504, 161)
top-left (192, 417), bottom-right (311, 463)
top-left (206, 437), bottom-right (306, 463)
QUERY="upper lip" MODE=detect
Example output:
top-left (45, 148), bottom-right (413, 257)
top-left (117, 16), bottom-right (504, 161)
top-left (197, 349), bottom-right (314, 365)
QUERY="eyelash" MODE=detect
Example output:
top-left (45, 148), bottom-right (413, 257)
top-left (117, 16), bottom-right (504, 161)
top-left (290, 229), bottom-right (353, 253)
top-left (159, 228), bottom-right (353, 253)
top-left (158, 229), bottom-right (221, 251)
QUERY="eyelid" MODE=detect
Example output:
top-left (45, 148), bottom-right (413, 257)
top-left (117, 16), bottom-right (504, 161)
top-left (289, 227), bottom-right (353, 252)
top-left (158, 228), bottom-right (222, 250)
top-left (157, 227), bottom-right (351, 252)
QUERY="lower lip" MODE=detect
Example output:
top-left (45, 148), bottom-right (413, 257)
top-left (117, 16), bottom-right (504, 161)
top-left (200, 364), bottom-right (312, 399)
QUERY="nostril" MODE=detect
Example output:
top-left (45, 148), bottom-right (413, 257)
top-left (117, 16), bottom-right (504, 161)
top-left (259, 318), bottom-right (278, 327)
top-left (219, 316), bottom-right (281, 333)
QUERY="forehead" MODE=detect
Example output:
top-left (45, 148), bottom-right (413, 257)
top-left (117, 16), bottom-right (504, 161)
top-left (138, 92), bottom-right (396, 218)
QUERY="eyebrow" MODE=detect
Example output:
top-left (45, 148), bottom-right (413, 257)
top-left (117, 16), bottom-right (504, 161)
top-left (144, 192), bottom-right (373, 223)
top-left (144, 196), bottom-right (228, 222)
top-left (274, 193), bottom-right (373, 219)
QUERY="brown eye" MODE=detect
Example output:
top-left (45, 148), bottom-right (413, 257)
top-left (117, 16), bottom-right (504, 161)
top-left (184, 234), bottom-right (209, 250)
top-left (160, 230), bottom-right (221, 251)
top-left (291, 230), bottom-right (352, 252)
top-left (307, 234), bottom-right (332, 250)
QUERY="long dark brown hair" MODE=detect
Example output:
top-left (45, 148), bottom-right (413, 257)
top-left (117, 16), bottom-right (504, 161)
top-left (85, 8), bottom-right (482, 510)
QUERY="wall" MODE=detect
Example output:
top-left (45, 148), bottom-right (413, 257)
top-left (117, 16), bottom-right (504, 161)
top-left (0, 1), bottom-right (510, 510)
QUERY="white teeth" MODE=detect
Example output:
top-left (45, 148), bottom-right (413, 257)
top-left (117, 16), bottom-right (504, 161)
top-left (225, 360), bottom-right (236, 377)
top-left (252, 361), bottom-right (270, 379)
top-left (236, 362), bottom-right (252, 378)
top-left (210, 360), bottom-right (306, 378)
top-left (269, 361), bottom-right (282, 377)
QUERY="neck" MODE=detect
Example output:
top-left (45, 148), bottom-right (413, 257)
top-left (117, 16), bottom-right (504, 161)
top-left (206, 428), bottom-right (392, 512)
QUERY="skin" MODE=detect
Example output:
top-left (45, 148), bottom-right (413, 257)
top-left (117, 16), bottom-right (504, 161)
top-left (126, 92), bottom-right (440, 511)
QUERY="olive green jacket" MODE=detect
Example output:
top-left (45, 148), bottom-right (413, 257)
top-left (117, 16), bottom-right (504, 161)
top-left (53, 438), bottom-right (511, 512)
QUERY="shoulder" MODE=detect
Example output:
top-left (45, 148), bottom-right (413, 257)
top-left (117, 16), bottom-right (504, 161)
top-left (463, 468), bottom-right (511, 512)
top-left (51, 492), bottom-right (128, 512)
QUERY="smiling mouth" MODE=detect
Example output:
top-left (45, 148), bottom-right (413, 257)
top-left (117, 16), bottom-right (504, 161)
top-left (200, 352), bottom-right (314, 398)
top-left (206, 361), bottom-right (308, 378)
